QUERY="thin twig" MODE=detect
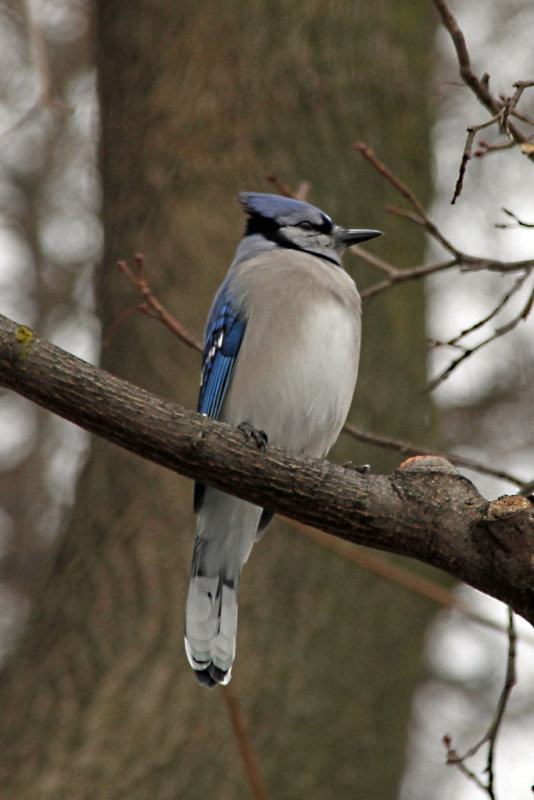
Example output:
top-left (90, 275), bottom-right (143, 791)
top-left (443, 741), bottom-right (489, 796)
top-left (498, 82), bottom-right (534, 128)
top-left (429, 0), bottom-right (534, 205)
top-left (458, 254), bottom-right (534, 274)
top-left (443, 608), bottom-right (517, 799)
top-left (474, 140), bottom-right (516, 158)
top-left (288, 520), bottom-right (534, 647)
top-left (349, 244), bottom-right (397, 277)
top-left (427, 282), bottom-right (534, 392)
top-left (508, 80), bottom-right (534, 124)
top-left (453, 84), bottom-right (534, 201)
top-left (429, 0), bottom-right (530, 145)
top-left (431, 271), bottom-right (530, 348)
top-left (353, 142), bottom-right (458, 254)
top-left (452, 114), bottom-right (502, 204)
top-left (348, 247), bottom-right (456, 302)
top-left (113, 255), bottom-right (203, 352)
top-left (342, 423), bottom-right (525, 489)
top-left (360, 259), bottom-right (458, 300)
top-left (350, 140), bottom-right (534, 381)
top-left (266, 172), bottom-right (296, 198)
top-left (486, 608), bottom-right (517, 794)
top-left (385, 205), bottom-right (426, 226)
top-left (352, 142), bottom-right (534, 278)
top-left (266, 173), bottom-right (310, 201)
top-left (496, 208), bottom-right (534, 229)
top-left (353, 145), bottom-right (534, 278)
top-left (223, 685), bottom-right (270, 800)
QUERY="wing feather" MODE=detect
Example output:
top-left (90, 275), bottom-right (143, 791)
top-left (194, 290), bottom-right (246, 512)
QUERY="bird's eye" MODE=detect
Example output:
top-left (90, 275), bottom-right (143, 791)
top-left (297, 221), bottom-right (314, 230)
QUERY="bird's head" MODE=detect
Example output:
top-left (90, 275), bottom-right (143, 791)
top-left (239, 192), bottom-right (382, 265)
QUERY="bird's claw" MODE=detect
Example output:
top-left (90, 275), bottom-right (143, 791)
top-left (343, 461), bottom-right (370, 474)
top-left (238, 421), bottom-right (268, 451)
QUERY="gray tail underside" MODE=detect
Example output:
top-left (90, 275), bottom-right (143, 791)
top-left (185, 574), bottom-right (238, 688)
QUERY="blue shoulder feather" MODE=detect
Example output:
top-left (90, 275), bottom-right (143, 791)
top-left (197, 291), bottom-right (246, 418)
top-left (194, 287), bottom-right (246, 512)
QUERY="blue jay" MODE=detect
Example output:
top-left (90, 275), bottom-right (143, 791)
top-left (185, 192), bottom-right (381, 687)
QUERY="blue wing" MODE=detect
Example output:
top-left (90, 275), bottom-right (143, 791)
top-left (194, 287), bottom-right (246, 512)
top-left (198, 289), bottom-right (246, 418)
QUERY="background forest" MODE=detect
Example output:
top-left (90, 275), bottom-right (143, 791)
top-left (0, 1), bottom-right (533, 798)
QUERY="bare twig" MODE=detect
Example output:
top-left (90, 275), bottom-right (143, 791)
top-left (430, 271), bottom-right (530, 347)
top-left (452, 114), bottom-right (502, 204)
top-left (266, 173), bottom-right (310, 201)
top-left (453, 85), bottom-right (534, 202)
top-left (430, 0), bottom-right (534, 205)
top-left (503, 82), bottom-right (534, 127)
top-left (342, 423), bottom-right (525, 489)
top-left (429, 0), bottom-right (531, 147)
top-left (354, 143), bottom-right (534, 270)
top-left (348, 244), bottom-right (397, 277)
top-left (113, 255), bottom-right (203, 352)
top-left (351, 142), bottom-right (534, 303)
top-left (438, 78), bottom-right (464, 99)
top-left (427, 282), bottom-right (534, 392)
top-left (508, 81), bottom-right (534, 124)
top-left (348, 246), bottom-right (459, 302)
top-left (443, 608), bottom-right (517, 799)
top-left (222, 686), bottom-right (270, 800)
top-left (266, 172), bottom-right (296, 198)
top-left (360, 259), bottom-right (458, 300)
top-left (288, 520), bottom-right (534, 647)
top-left (459, 254), bottom-right (534, 274)
top-left (354, 142), bottom-right (458, 254)
top-left (496, 208), bottom-right (534, 229)
top-left (474, 139), bottom-right (516, 158)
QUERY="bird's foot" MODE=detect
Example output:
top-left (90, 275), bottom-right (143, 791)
top-left (238, 421), bottom-right (268, 451)
top-left (343, 462), bottom-right (371, 474)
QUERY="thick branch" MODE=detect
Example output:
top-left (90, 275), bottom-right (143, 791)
top-left (1, 312), bottom-right (533, 624)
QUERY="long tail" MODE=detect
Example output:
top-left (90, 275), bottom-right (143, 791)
top-left (185, 490), bottom-right (264, 687)
top-left (184, 573), bottom-right (238, 687)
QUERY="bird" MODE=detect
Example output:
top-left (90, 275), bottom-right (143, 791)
top-left (184, 192), bottom-right (382, 687)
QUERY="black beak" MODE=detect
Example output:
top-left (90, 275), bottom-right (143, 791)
top-left (334, 226), bottom-right (383, 248)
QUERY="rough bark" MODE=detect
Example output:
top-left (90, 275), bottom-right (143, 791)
top-left (2, 313), bottom-right (533, 625)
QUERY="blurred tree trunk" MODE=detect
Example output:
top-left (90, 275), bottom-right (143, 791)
top-left (0, 2), bottom-right (436, 798)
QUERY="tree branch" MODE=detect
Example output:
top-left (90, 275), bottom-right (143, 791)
top-left (443, 608), bottom-right (517, 800)
top-left (343, 423), bottom-right (526, 489)
top-left (114, 254), bottom-right (524, 490)
top-left (1, 312), bottom-right (533, 625)
top-left (111, 255), bottom-right (203, 351)
top-left (222, 686), bottom-right (270, 800)
top-left (352, 142), bottom-right (534, 282)
top-left (430, 0), bottom-right (533, 152)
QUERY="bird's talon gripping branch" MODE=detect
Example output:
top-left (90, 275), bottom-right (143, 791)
top-left (237, 421), bottom-right (269, 451)
top-left (343, 461), bottom-right (371, 474)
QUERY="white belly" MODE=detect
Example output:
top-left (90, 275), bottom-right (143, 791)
top-left (223, 294), bottom-right (360, 457)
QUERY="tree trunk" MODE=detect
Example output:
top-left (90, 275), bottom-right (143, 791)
top-left (0, 2), bottom-right (436, 797)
